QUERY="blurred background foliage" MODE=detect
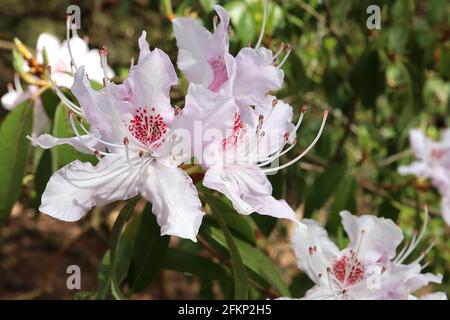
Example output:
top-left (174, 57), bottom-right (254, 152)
top-left (0, 0), bottom-right (449, 299)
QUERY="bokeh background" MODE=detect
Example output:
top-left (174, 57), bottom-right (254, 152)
top-left (0, 0), bottom-right (449, 299)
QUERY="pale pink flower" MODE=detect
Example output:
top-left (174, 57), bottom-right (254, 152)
top-left (30, 32), bottom-right (204, 242)
top-left (288, 211), bottom-right (445, 300)
top-left (399, 129), bottom-right (450, 225)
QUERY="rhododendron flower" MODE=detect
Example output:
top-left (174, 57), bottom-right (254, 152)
top-left (1, 79), bottom-right (49, 137)
top-left (30, 32), bottom-right (204, 242)
top-left (175, 81), bottom-right (327, 221)
top-left (172, 4), bottom-right (287, 108)
top-left (35, 31), bottom-right (114, 88)
top-left (398, 129), bottom-right (450, 225)
top-left (2, 26), bottom-right (114, 136)
top-left (287, 210), bottom-right (446, 300)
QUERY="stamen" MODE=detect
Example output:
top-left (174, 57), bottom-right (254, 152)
top-left (396, 206), bottom-right (429, 264)
top-left (174, 105), bottom-right (182, 116)
top-left (14, 74), bottom-right (23, 94)
top-left (213, 15), bottom-right (218, 32)
top-left (272, 99), bottom-right (278, 107)
top-left (255, 0), bottom-right (269, 49)
top-left (272, 42), bottom-right (285, 61)
top-left (66, 15), bottom-right (78, 73)
top-left (278, 44), bottom-right (292, 68)
top-left (262, 110), bottom-right (328, 173)
top-left (123, 137), bottom-right (132, 168)
top-left (47, 66), bottom-right (83, 116)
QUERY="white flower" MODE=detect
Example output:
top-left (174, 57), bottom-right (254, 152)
top-left (30, 32), bottom-right (204, 242)
top-left (399, 129), bottom-right (450, 225)
top-left (287, 210), bottom-right (446, 300)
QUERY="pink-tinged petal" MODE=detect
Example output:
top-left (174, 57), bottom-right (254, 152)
top-left (172, 6), bottom-right (229, 89)
top-left (203, 163), bottom-right (297, 221)
top-left (172, 84), bottom-right (237, 161)
top-left (340, 211), bottom-right (404, 264)
top-left (440, 195), bottom-right (450, 226)
top-left (1, 88), bottom-right (31, 110)
top-left (398, 161), bottom-right (428, 177)
top-left (409, 129), bottom-right (430, 160)
top-left (291, 221), bottom-right (340, 285)
top-left (232, 47), bottom-right (284, 106)
top-left (301, 286), bottom-right (337, 300)
top-left (382, 262), bottom-right (443, 300)
top-left (138, 159), bottom-right (204, 242)
top-left (36, 33), bottom-right (61, 65)
top-left (29, 131), bottom-right (101, 155)
top-left (71, 67), bottom-right (133, 144)
top-left (126, 32), bottom-right (178, 124)
top-left (40, 156), bottom-right (141, 222)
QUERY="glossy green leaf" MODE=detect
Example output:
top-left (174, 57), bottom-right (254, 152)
top-left (162, 248), bottom-right (229, 281)
top-left (51, 103), bottom-right (97, 170)
top-left (128, 203), bottom-right (170, 293)
top-left (212, 207), bottom-right (248, 299)
top-left (0, 100), bottom-right (33, 220)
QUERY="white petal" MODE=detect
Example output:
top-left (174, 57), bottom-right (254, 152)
top-left (409, 129), bottom-right (429, 160)
top-left (292, 221), bottom-right (340, 285)
top-left (340, 211), bottom-right (404, 264)
top-left (36, 33), bottom-right (61, 65)
top-left (40, 156), bottom-right (141, 222)
top-left (29, 132), bottom-right (101, 155)
top-left (138, 159), bottom-right (204, 241)
top-left (440, 195), bottom-right (450, 226)
top-left (232, 47), bottom-right (284, 107)
top-left (301, 285), bottom-right (339, 300)
top-left (1, 88), bottom-right (31, 110)
top-left (203, 163), bottom-right (297, 221)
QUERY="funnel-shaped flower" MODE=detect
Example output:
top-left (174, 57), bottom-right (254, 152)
top-left (30, 32), bottom-right (204, 242)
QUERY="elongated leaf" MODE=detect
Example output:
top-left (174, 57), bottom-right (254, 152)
top-left (32, 149), bottom-right (53, 210)
top-left (51, 103), bottom-right (96, 170)
top-left (162, 248), bottom-right (229, 281)
top-left (328, 175), bottom-right (356, 233)
top-left (211, 206), bottom-right (248, 300)
top-left (0, 100), bottom-right (33, 220)
top-left (204, 226), bottom-right (290, 297)
top-left (304, 160), bottom-right (347, 217)
top-left (206, 194), bottom-right (256, 245)
top-left (128, 203), bottom-right (170, 293)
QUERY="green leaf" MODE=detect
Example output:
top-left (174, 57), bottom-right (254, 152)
top-left (97, 251), bottom-right (111, 299)
top-left (304, 160), bottom-right (347, 217)
top-left (33, 149), bottom-right (53, 210)
top-left (328, 175), bottom-right (356, 233)
top-left (162, 248), bottom-right (229, 281)
top-left (225, 1), bottom-right (256, 45)
top-left (211, 206), bottom-right (248, 299)
top-left (127, 203), bottom-right (170, 293)
top-left (205, 226), bottom-right (290, 297)
top-left (40, 89), bottom-right (59, 119)
top-left (0, 100), bottom-right (33, 220)
top-left (51, 103), bottom-right (97, 170)
top-left (107, 197), bottom-right (139, 300)
top-left (206, 194), bottom-right (256, 245)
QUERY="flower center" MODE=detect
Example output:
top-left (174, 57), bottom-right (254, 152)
top-left (222, 113), bottom-right (246, 150)
top-left (128, 107), bottom-right (168, 148)
top-left (208, 55), bottom-right (228, 92)
top-left (331, 254), bottom-right (365, 286)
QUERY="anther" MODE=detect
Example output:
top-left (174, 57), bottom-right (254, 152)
top-left (301, 105), bottom-right (308, 113)
top-left (139, 150), bottom-right (144, 158)
top-left (123, 137), bottom-right (129, 145)
top-left (272, 99), bottom-right (278, 107)
top-left (174, 105), bottom-right (182, 116)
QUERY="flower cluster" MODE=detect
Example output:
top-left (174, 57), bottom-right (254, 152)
top-left (3, 3), bottom-right (445, 300)
top-left (399, 129), bottom-right (450, 225)
top-left (26, 5), bottom-right (326, 242)
top-left (286, 210), bottom-right (446, 300)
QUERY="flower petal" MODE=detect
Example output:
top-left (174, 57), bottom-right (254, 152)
top-left (340, 211), bottom-right (404, 264)
top-left (203, 163), bottom-right (297, 221)
top-left (138, 159), bottom-right (205, 241)
top-left (172, 5), bottom-right (229, 88)
top-left (291, 221), bottom-right (340, 285)
top-left (36, 33), bottom-right (61, 65)
top-left (40, 156), bottom-right (141, 222)
top-left (29, 131), bottom-right (101, 155)
top-left (231, 47), bottom-right (284, 107)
